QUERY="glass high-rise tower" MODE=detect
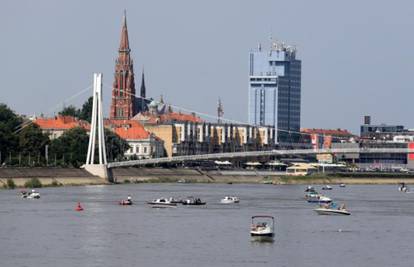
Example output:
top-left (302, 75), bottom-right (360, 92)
top-left (248, 41), bottom-right (301, 143)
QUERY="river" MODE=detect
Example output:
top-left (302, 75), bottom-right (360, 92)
top-left (0, 183), bottom-right (413, 267)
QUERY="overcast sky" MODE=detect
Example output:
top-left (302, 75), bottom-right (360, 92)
top-left (1, 0), bottom-right (413, 133)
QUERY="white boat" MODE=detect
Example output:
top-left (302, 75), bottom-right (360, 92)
top-left (339, 183), bottom-right (346, 188)
top-left (314, 203), bottom-right (350, 215)
top-left (23, 190), bottom-right (40, 199)
top-left (147, 198), bottom-right (177, 208)
top-left (220, 196), bottom-right (239, 204)
top-left (398, 183), bottom-right (409, 192)
top-left (306, 193), bottom-right (332, 204)
top-left (250, 216), bottom-right (274, 242)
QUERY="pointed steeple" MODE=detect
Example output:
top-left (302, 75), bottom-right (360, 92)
top-left (140, 69), bottom-right (146, 98)
top-left (119, 10), bottom-right (130, 53)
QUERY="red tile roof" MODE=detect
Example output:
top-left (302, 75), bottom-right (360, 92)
top-left (34, 116), bottom-right (90, 130)
top-left (105, 119), bottom-right (150, 140)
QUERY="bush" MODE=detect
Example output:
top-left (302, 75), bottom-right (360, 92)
top-left (123, 179), bottom-right (131, 184)
top-left (50, 179), bottom-right (62, 187)
top-left (6, 179), bottom-right (16, 189)
top-left (24, 178), bottom-right (42, 188)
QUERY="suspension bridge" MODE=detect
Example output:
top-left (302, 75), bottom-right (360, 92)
top-left (72, 73), bottom-right (414, 180)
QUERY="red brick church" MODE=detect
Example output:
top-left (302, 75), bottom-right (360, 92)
top-left (110, 13), bottom-right (147, 120)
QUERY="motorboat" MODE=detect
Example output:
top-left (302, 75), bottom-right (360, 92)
top-left (24, 189), bottom-right (40, 199)
top-left (339, 183), bottom-right (346, 188)
top-left (314, 203), bottom-right (351, 216)
top-left (220, 196), bottom-right (240, 204)
top-left (119, 196), bottom-right (133, 205)
top-left (250, 215), bottom-right (275, 242)
top-left (147, 198), bottom-right (177, 208)
top-left (181, 197), bottom-right (206, 205)
top-left (322, 185), bottom-right (333, 190)
top-left (306, 193), bottom-right (332, 204)
top-left (305, 185), bottom-right (316, 192)
top-left (398, 182), bottom-right (409, 192)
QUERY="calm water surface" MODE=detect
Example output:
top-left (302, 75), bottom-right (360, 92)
top-left (1, 184), bottom-right (413, 267)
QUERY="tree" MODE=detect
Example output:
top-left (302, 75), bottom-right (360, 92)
top-left (105, 129), bottom-right (129, 161)
top-left (79, 97), bottom-right (93, 122)
top-left (50, 127), bottom-right (89, 167)
top-left (0, 104), bottom-right (22, 163)
top-left (19, 124), bottom-right (50, 155)
top-left (58, 105), bottom-right (80, 118)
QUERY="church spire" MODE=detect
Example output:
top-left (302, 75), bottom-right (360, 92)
top-left (119, 10), bottom-right (130, 53)
top-left (140, 68), bottom-right (146, 98)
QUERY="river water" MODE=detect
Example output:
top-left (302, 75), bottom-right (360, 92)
top-left (0, 183), bottom-right (413, 267)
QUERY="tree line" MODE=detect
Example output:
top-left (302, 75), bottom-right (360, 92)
top-left (0, 99), bottom-right (129, 168)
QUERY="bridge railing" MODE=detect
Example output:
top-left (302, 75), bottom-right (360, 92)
top-left (107, 147), bottom-right (414, 168)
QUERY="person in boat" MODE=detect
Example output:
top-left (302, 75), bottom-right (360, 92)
top-left (339, 203), bottom-right (346, 210)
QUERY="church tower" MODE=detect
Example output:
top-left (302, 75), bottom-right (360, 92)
top-left (110, 12), bottom-right (136, 120)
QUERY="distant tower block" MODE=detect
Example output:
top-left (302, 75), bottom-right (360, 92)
top-left (86, 73), bottom-right (107, 165)
top-left (217, 98), bottom-right (224, 123)
top-left (364, 115), bottom-right (371, 125)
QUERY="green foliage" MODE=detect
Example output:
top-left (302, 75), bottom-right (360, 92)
top-left (0, 104), bottom-right (22, 163)
top-left (79, 97), bottom-right (93, 123)
top-left (105, 129), bottom-right (130, 161)
top-left (6, 178), bottom-right (16, 189)
top-left (123, 179), bottom-right (131, 184)
top-left (24, 178), bottom-right (42, 188)
top-left (50, 127), bottom-right (89, 167)
top-left (50, 179), bottom-right (62, 187)
top-left (18, 124), bottom-right (50, 155)
top-left (58, 105), bottom-right (80, 118)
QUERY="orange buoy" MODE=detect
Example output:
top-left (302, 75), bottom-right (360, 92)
top-left (75, 202), bottom-right (84, 211)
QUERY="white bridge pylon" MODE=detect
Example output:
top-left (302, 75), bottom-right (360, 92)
top-left (86, 73), bottom-right (107, 165)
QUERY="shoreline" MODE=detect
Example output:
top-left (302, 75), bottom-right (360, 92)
top-left (1, 167), bottom-right (414, 188)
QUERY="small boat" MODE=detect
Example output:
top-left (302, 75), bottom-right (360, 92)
top-left (398, 182), bottom-right (409, 192)
top-left (177, 178), bottom-right (186, 183)
top-left (250, 215), bottom-right (275, 242)
top-left (75, 202), bottom-right (84, 211)
top-left (119, 196), bottom-right (133, 205)
top-left (339, 183), bottom-right (346, 188)
top-left (314, 203), bottom-right (350, 216)
top-left (181, 197), bottom-right (206, 205)
top-left (147, 198), bottom-right (177, 208)
top-left (25, 189), bottom-right (40, 199)
top-left (306, 193), bottom-right (332, 204)
top-left (321, 185), bottom-right (333, 190)
top-left (220, 196), bottom-right (240, 204)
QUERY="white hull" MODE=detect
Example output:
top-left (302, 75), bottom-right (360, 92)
top-left (314, 208), bottom-right (350, 216)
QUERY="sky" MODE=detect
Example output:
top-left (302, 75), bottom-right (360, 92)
top-left (1, 0), bottom-right (414, 134)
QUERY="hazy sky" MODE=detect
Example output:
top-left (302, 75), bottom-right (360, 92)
top-left (1, 0), bottom-right (413, 133)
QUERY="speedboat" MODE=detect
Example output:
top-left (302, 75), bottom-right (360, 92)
top-left (398, 183), bottom-right (409, 192)
top-left (26, 190), bottom-right (40, 199)
top-left (181, 197), bottom-right (206, 205)
top-left (314, 203), bottom-right (351, 215)
top-left (339, 183), bottom-right (346, 188)
top-left (250, 215), bottom-right (275, 242)
top-left (147, 198), bottom-right (177, 208)
top-left (322, 185), bottom-right (333, 190)
top-left (220, 196), bottom-right (239, 204)
top-left (306, 193), bottom-right (332, 204)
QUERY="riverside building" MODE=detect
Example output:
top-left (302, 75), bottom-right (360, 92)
top-left (248, 40), bottom-right (301, 144)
